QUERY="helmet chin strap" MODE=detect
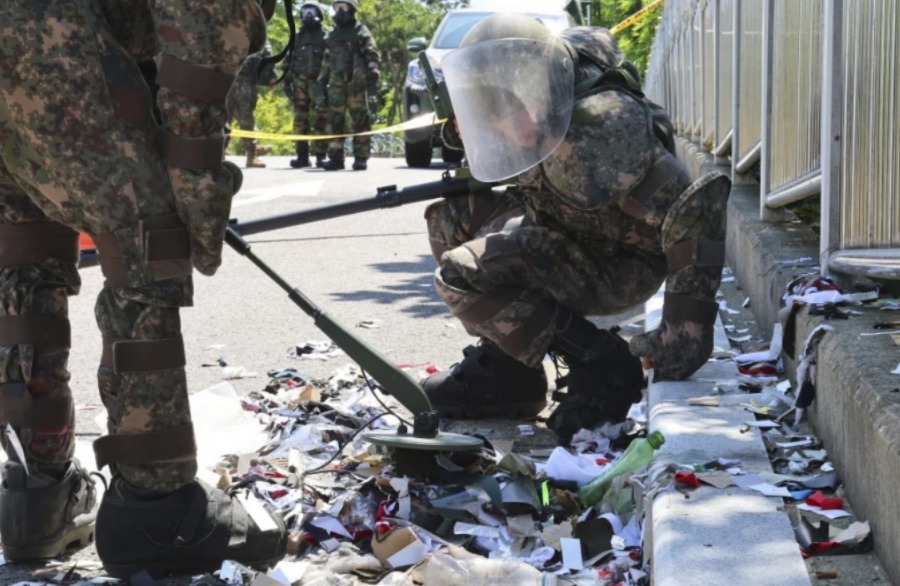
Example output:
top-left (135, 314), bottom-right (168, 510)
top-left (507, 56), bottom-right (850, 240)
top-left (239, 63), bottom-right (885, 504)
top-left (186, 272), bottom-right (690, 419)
top-left (258, 0), bottom-right (295, 85)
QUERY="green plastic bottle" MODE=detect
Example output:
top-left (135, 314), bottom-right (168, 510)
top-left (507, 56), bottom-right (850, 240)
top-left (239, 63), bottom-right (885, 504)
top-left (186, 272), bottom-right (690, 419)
top-left (578, 431), bottom-right (666, 506)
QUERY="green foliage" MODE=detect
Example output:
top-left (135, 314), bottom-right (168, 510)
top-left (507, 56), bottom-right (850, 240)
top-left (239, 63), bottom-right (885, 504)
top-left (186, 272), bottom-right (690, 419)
top-left (591, 0), bottom-right (663, 76)
top-left (358, 0), bottom-right (445, 126)
top-left (238, 1), bottom-right (445, 154)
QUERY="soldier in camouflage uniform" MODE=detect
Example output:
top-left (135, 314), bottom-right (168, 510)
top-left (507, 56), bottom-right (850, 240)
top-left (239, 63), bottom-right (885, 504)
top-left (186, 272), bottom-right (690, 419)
top-left (227, 41), bottom-right (278, 168)
top-left (317, 0), bottom-right (380, 171)
top-left (283, 1), bottom-right (329, 169)
top-left (0, 0), bottom-right (286, 576)
top-left (423, 14), bottom-right (730, 444)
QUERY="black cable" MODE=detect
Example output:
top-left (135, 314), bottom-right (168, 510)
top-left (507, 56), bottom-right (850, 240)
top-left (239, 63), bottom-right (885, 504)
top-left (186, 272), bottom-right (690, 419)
top-left (302, 411), bottom-right (390, 476)
top-left (359, 368), bottom-right (414, 428)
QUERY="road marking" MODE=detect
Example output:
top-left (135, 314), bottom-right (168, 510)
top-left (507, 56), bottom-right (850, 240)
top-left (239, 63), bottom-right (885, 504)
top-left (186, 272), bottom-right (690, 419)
top-left (232, 180), bottom-right (325, 208)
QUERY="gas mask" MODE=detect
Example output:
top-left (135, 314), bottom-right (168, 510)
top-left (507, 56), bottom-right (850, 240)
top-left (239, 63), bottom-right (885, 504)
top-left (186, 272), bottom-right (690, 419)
top-left (333, 4), bottom-right (356, 27)
top-left (300, 5), bottom-right (321, 29)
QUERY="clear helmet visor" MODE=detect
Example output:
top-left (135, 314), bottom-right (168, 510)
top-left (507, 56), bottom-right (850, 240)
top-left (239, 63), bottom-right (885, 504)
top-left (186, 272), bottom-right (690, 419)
top-left (441, 38), bottom-right (574, 182)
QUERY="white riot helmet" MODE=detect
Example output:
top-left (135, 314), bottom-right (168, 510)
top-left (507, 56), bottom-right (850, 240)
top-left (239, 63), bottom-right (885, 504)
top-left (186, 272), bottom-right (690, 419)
top-left (441, 13), bottom-right (575, 182)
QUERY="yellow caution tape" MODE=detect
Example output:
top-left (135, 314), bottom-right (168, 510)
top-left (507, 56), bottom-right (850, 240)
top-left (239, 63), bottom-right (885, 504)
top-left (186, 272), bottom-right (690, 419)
top-left (230, 112), bottom-right (442, 141)
top-left (610, 0), bottom-right (667, 35)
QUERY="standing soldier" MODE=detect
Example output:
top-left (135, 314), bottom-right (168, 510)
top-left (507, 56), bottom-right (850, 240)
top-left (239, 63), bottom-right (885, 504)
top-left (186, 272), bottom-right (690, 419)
top-left (317, 0), bottom-right (380, 171)
top-left (284, 1), bottom-right (330, 169)
top-left (227, 41), bottom-right (278, 168)
top-left (0, 0), bottom-right (286, 577)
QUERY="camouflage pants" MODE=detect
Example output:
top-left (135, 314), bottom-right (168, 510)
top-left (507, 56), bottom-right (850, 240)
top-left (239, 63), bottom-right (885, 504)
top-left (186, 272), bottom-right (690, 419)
top-left (0, 0), bottom-right (196, 492)
top-left (326, 79), bottom-right (371, 159)
top-left (425, 190), bottom-right (668, 368)
top-left (289, 77), bottom-right (329, 156)
top-left (227, 79), bottom-right (260, 150)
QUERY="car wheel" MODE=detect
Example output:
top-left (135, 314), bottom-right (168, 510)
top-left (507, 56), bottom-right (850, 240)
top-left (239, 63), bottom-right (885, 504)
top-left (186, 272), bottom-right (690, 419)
top-left (405, 139), bottom-right (432, 168)
top-left (441, 145), bottom-right (464, 164)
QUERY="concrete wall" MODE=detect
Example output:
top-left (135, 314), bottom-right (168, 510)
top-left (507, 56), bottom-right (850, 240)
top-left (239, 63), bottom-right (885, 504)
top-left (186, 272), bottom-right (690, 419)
top-left (675, 137), bottom-right (900, 585)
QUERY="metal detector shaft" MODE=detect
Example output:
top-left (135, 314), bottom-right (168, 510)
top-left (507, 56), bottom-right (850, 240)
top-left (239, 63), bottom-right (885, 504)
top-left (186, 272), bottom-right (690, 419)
top-left (230, 175), bottom-right (492, 236)
top-left (224, 227), bottom-right (433, 417)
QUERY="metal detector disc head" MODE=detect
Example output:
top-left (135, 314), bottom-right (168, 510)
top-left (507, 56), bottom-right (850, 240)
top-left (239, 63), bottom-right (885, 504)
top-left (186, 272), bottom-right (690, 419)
top-left (363, 430), bottom-right (483, 451)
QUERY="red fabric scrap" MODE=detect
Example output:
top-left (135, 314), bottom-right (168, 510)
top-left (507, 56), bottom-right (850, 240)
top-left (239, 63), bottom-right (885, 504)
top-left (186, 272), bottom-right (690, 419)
top-left (674, 471), bottom-right (701, 489)
top-left (805, 490), bottom-right (844, 510)
top-left (267, 488), bottom-right (288, 499)
top-left (737, 362), bottom-right (777, 376)
top-left (374, 499), bottom-right (398, 535)
top-left (809, 541), bottom-right (843, 553)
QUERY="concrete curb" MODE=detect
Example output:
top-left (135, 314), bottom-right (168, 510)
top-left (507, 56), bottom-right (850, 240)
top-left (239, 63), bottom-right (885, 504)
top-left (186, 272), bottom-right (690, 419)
top-left (651, 138), bottom-right (899, 585)
top-left (646, 317), bottom-right (811, 585)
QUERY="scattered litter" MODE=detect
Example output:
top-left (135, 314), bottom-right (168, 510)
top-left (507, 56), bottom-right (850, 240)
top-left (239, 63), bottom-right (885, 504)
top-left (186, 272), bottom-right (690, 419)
top-left (289, 340), bottom-right (344, 360)
top-left (221, 365), bottom-right (259, 379)
top-left (356, 319), bottom-right (381, 329)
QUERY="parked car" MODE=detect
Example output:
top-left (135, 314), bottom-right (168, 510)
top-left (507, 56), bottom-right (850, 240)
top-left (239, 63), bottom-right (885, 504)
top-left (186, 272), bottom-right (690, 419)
top-left (402, 6), bottom-right (576, 168)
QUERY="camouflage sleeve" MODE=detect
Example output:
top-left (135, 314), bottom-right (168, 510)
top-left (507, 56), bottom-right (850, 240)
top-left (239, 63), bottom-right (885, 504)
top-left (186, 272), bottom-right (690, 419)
top-left (151, 0), bottom-right (268, 275)
top-left (318, 48), bottom-right (331, 84)
top-left (358, 25), bottom-right (380, 72)
top-left (258, 44), bottom-right (278, 86)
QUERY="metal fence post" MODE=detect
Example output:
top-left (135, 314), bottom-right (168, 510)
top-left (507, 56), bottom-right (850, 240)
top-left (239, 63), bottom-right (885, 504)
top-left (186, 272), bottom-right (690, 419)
top-left (821, 0), bottom-right (845, 283)
top-left (760, 0), bottom-right (781, 220)
top-left (731, 0), bottom-right (741, 182)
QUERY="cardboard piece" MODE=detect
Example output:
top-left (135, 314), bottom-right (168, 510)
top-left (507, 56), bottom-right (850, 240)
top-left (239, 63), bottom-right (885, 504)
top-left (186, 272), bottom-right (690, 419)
top-left (371, 526), bottom-right (427, 568)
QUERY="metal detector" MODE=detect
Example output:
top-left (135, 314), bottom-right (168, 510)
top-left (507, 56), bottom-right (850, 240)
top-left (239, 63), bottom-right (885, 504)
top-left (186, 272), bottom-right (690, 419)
top-left (227, 171), bottom-right (492, 453)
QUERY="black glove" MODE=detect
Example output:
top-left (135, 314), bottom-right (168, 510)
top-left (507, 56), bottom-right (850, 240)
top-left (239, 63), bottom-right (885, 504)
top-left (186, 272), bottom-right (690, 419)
top-left (366, 70), bottom-right (379, 96)
top-left (316, 82), bottom-right (328, 107)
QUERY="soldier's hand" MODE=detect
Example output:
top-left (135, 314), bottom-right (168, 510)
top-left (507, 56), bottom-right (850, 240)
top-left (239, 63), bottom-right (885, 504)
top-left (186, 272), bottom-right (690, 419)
top-left (366, 68), bottom-right (379, 96)
top-left (630, 318), bottom-right (713, 381)
top-left (317, 82), bottom-right (328, 107)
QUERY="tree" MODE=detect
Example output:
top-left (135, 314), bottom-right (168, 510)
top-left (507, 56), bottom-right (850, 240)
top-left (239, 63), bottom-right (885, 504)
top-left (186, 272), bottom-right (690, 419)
top-left (358, 0), bottom-right (445, 126)
top-left (591, 0), bottom-right (663, 77)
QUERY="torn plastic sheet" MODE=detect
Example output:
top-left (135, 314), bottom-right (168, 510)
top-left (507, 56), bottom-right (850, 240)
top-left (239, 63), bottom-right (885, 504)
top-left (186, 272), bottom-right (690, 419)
top-left (790, 508), bottom-right (872, 555)
top-left (734, 323), bottom-right (783, 363)
top-left (544, 447), bottom-right (611, 487)
top-left (794, 324), bottom-right (833, 411)
top-left (421, 551), bottom-right (558, 585)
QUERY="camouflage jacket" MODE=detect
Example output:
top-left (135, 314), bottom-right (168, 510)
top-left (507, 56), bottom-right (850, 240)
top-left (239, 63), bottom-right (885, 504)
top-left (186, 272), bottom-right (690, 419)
top-left (284, 26), bottom-right (327, 81)
top-left (318, 21), bottom-right (379, 84)
top-left (514, 27), bottom-right (690, 257)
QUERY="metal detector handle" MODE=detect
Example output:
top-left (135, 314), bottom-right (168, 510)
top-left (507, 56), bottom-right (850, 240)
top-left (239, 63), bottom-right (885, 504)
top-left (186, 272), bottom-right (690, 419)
top-left (224, 226), bottom-right (436, 428)
top-left (229, 175), bottom-right (494, 237)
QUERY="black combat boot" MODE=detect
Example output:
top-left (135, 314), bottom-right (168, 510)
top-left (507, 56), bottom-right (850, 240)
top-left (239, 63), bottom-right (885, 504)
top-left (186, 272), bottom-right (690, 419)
top-left (96, 476), bottom-right (287, 578)
top-left (321, 156), bottom-right (345, 171)
top-left (315, 153), bottom-right (327, 168)
top-left (290, 142), bottom-right (310, 168)
top-left (546, 308), bottom-right (645, 444)
top-left (352, 157), bottom-right (368, 171)
top-left (422, 340), bottom-right (547, 419)
top-left (0, 459), bottom-right (97, 561)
